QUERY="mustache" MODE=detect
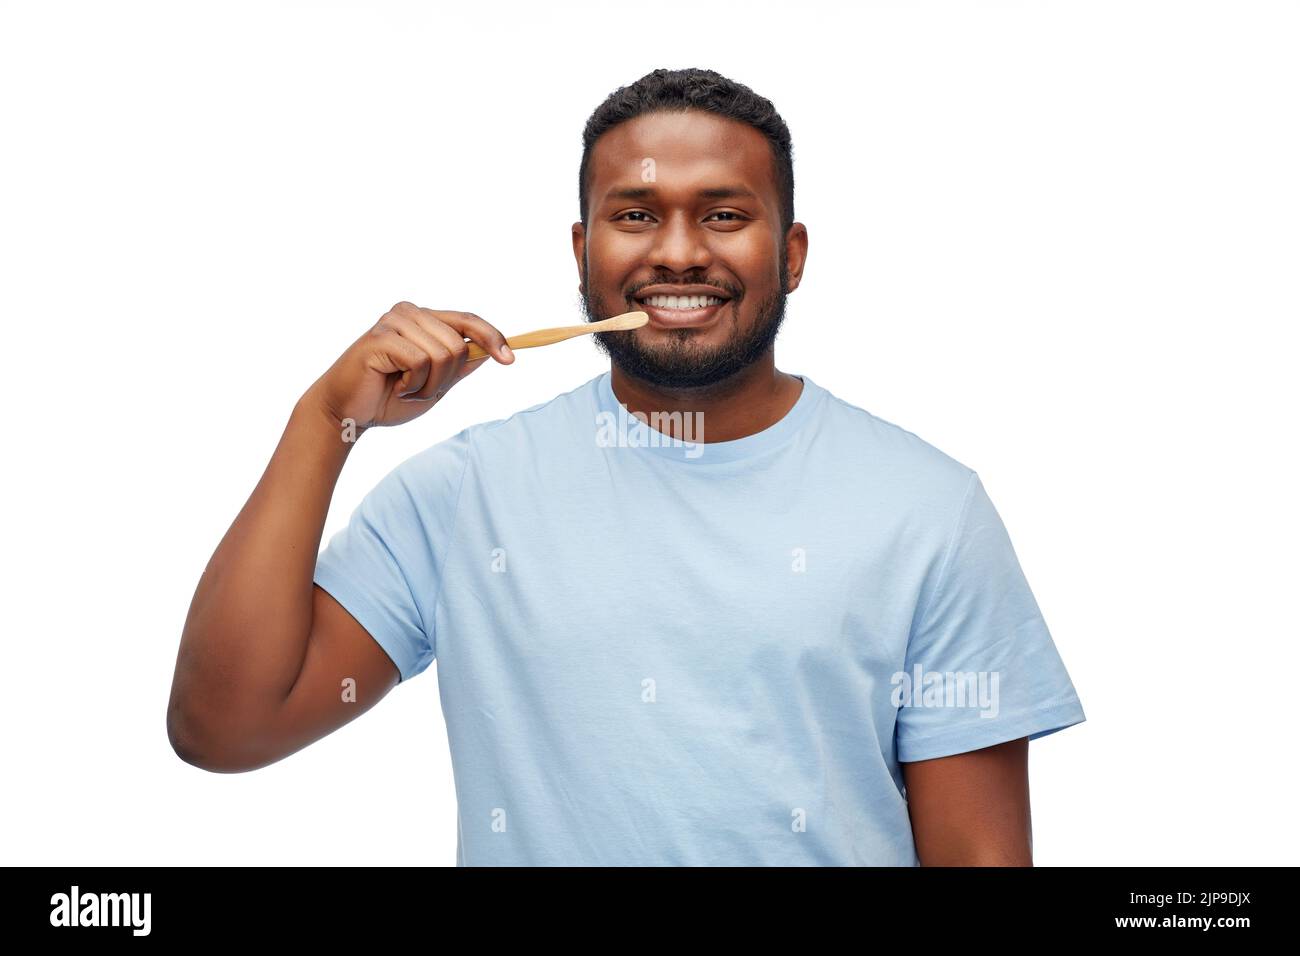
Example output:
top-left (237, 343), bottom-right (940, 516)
top-left (627, 280), bottom-right (740, 299)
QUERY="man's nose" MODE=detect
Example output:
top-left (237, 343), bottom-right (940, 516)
top-left (646, 212), bottom-right (713, 274)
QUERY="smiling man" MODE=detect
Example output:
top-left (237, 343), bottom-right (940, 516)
top-left (169, 67), bottom-right (1086, 866)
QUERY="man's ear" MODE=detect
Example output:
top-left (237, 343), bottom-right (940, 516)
top-left (784, 222), bottom-right (809, 294)
top-left (571, 221), bottom-right (587, 295)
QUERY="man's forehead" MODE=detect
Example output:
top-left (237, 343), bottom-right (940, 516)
top-left (589, 112), bottom-right (772, 204)
top-left (603, 183), bottom-right (762, 203)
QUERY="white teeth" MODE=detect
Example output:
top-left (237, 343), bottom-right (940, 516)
top-left (642, 294), bottom-right (724, 309)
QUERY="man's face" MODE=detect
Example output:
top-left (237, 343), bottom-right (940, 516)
top-left (573, 110), bottom-right (803, 389)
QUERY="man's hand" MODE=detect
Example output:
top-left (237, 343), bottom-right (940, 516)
top-left (305, 302), bottom-right (514, 432)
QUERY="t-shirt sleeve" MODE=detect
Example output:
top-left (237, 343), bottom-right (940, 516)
top-left (895, 470), bottom-right (1086, 762)
top-left (313, 430), bottom-right (472, 683)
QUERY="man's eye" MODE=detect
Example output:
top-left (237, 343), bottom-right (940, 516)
top-left (618, 211), bottom-right (654, 222)
top-left (707, 212), bottom-right (745, 222)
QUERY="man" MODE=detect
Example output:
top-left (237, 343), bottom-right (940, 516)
top-left (168, 68), bottom-right (1085, 866)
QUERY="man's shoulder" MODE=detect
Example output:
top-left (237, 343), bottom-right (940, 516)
top-left (811, 378), bottom-right (978, 514)
top-left (818, 380), bottom-right (973, 472)
top-left (398, 373), bottom-right (601, 474)
top-left (463, 372), bottom-right (600, 450)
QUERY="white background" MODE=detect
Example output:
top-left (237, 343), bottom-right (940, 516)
top-left (2, 0), bottom-right (1296, 865)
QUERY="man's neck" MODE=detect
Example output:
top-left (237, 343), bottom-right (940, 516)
top-left (609, 356), bottom-right (804, 443)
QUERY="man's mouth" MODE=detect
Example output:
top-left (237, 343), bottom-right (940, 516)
top-left (631, 290), bottom-right (732, 329)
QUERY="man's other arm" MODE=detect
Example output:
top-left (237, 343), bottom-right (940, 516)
top-left (901, 736), bottom-right (1033, 866)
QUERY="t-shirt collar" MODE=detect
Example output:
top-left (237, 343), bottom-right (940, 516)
top-left (593, 368), bottom-right (822, 464)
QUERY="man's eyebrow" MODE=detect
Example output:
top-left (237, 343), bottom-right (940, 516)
top-left (604, 185), bottom-right (760, 202)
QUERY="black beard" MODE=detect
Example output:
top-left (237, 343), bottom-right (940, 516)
top-left (581, 257), bottom-right (789, 390)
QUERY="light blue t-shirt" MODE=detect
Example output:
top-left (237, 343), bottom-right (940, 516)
top-left (314, 370), bottom-right (1085, 866)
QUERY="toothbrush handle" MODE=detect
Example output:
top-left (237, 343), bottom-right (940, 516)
top-left (464, 324), bottom-right (593, 363)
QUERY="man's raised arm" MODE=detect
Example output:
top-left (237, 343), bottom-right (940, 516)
top-left (166, 303), bottom-right (513, 772)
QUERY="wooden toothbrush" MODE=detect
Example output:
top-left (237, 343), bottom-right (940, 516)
top-left (464, 311), bottom-right (648, 363)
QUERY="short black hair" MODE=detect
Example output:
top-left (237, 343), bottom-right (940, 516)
top-left (579, 68), bottom-right (794, 236)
